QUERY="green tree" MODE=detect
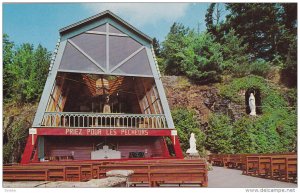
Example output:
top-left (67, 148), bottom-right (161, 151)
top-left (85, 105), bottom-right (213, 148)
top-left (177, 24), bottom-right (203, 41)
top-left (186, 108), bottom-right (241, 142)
top-left (32, 44), bottom-right (51, 98)
top-left (3, 34), bottom-right (15, 100)
top-left (184, 32), bottom-right (223, 82)
top-left (161, 22), bottom-right (190, 75)
top-left (3, 39), bottom-right (51, 103)
top-left (152, 37), bottom-right (161, 57)
top-left (205, 3), bottom-right (225, 40)
top-left (225, 3), bottom-right (282, 60)
top-left (10, 43), bottom-right (35, 102)
top-left (232, 117), bottom-right (257, 153)
top-left (205, 3), bottom-right (216, 35)
top-left (161, 24), bottom-right (224, 83)
top-left (220, 29), bottom-right (249, 74)
top-left (225, 3), bottom-right (296, 63)
top-left (206, 114), bottom-right (233, 154)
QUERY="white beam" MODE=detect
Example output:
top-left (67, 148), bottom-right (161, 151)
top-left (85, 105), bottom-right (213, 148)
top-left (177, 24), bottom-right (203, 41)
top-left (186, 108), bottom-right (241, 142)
top-left (110, 46), bottom-right (145, 73)
top-left (68, 39), bottom-right (106, 72)
top-left (86, 31), bottom-right (128, 37)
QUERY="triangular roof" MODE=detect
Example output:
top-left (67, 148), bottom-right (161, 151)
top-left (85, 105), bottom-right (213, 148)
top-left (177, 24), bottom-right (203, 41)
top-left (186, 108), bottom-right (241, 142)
top-left (32, 10), bottom-right (175, 129)
top-left (59, 10), bottom-right (153, 43)
top-left (54, 10), bottom-right (156, 77)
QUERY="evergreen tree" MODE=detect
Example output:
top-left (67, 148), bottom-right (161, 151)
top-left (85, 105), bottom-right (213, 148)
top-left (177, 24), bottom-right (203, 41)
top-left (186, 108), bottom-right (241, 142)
top-left (152, 37), bottom-right (161, 57)
top-left (224, 3), bottom-right (296, 61)
top-left (220, 29), bottom-right (249, 74)
top-left (161, 22), bottom-right (190, 75)
top-left (3, 34), bottom-right (15, 99)
top-left (33, 44), bottom-right (51, 98)
top-left (205, 3), bottom-right (216, 35)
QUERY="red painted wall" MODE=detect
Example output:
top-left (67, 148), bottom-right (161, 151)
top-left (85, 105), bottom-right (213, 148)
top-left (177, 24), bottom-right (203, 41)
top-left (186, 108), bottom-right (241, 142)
top-left (44, 136), bottom-right (170, 160)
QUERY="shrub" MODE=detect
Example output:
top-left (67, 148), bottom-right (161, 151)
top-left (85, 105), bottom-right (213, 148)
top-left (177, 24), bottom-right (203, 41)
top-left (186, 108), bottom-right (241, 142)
top-left (206, 114), bottom-right (234, 154)
top-left (249, 59), bottom-right (271, 77)
top-left (217, 76), bottom-right (296, 154)
top-left (172, 108), bottom-right (206, 155)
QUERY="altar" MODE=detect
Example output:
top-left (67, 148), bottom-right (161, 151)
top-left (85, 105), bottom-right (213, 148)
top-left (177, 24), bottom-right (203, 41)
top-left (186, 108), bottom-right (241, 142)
top-left (91, 145), bottom-right (121, 160)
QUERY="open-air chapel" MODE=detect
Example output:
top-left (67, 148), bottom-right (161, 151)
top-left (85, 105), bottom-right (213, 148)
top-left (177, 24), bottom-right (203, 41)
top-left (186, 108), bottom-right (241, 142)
top-left (4, 9), bottom-right (295, 188)
top-left (21, 10), bottom-right (183, 164)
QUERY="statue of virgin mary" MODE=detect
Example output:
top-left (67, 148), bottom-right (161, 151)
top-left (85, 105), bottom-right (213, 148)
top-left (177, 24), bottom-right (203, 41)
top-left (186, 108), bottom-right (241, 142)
top-left (249, 93), bottom-right (256, 116)
top-left (186, 133), bottom-right (198, 154)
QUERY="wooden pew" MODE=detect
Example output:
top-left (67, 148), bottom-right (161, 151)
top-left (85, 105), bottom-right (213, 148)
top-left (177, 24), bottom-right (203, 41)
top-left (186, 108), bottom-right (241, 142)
top-left (209, 152), bottom-right (296, 171)
top-left (243, 154), bottom-right (297, 183)
top-left (3, 169), bottom-right (48, 181)
top-left (29, 162), bottom-right (94, 181)
top-left (4, 159), bottom-right (208, 187)
top-left (98, 161), bottom-right (208, 187)
top-left (208, 154), bottom-right (229, 167)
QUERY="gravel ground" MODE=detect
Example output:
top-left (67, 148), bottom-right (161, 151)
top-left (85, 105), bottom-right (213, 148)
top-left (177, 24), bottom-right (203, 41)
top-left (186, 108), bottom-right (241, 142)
top-left (208, 166), bottom-right (298, 188)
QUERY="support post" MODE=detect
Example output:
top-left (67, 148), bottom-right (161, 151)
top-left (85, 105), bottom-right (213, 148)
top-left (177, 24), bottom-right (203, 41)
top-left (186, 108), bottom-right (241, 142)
top-left (162, 137), bottom-right (170, 157)
top-left (32, 147), bottom-right (39, 162)
top-left (173, 136), bottom-right (184, 159)
top-left (170, 130), bottom-right (183, 159)
top-left (20, 133), bottom-right (38, 164)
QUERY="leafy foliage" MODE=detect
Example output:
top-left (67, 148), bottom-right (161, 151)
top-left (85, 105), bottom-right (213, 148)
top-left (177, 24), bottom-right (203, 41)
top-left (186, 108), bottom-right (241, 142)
top-left (161, 24), bottom-right (223, 82)
top-left (161, 23), bottom-right (190, 75)
top-left (3, 35), bottom-right (50, 163)
top-left (3, 34), bottom-right (15, 99)
top-left (224, 3), bottom-right (297, 86)
top-left (231, 109), bottom-right (297, 154)
top-left (206, 114), bottom-right (233, 153)
top-left (220, 29), bottom-right (249, 74)
top-left (225, 4), bottom-right (282, 61)
top-left (160, 3), bottom-right (296, 87)
top-left (220, 75), bottom-right (287, 108)
top-left (206, 76), bottom-right (298, 154)
top-left (172, 108), bottom-right (206, 155)
top-left (152, 37), bottom-right (161, 57)
top-left (3, 34), bottom-right (51, 103)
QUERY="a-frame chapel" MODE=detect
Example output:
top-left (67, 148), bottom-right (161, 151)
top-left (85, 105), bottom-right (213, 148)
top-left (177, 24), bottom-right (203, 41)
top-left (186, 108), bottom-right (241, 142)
top-left (21, 10), bottom-right (183, 164)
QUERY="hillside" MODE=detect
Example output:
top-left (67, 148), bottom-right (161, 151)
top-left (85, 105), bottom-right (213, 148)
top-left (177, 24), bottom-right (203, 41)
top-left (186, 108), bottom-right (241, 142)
top-left (162, 75), bottom-right (297, 155)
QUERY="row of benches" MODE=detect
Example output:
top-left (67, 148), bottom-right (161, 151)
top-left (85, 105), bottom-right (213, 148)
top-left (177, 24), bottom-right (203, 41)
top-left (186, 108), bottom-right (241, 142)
top-left (208, 153), bottom-right (297, 183)
top-left (3, 159), bottom-right (208, 187)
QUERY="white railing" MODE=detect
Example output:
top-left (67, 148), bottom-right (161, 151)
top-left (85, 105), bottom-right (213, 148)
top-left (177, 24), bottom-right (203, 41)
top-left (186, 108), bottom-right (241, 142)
top-left (41, 112), bottom-right (167, 129)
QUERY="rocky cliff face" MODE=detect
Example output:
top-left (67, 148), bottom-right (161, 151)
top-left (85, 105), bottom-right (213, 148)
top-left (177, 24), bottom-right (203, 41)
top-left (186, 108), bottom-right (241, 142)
top-left (3, 102), bottom-right (38, 163)
top-left (161, 76), bottom-right (246, 128)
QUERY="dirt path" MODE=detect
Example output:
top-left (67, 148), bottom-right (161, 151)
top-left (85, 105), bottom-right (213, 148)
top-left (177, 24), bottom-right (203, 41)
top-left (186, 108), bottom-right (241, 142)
top-left (208, 166), bottom-right (298, 188)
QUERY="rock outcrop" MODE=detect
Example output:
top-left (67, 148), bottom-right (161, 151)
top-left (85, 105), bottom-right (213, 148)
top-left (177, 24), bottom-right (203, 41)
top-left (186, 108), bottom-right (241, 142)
top-left (161, 76), bottom-right (246, 129)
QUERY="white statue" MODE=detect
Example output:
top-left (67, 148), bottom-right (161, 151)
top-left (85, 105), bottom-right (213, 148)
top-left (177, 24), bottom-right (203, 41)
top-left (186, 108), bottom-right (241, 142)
top-left (249, 93), bottom-right (256, 116)
top-left (103, 96), bottom-right (111, 113)
top-left (186, 133), bottom-right (198, 154)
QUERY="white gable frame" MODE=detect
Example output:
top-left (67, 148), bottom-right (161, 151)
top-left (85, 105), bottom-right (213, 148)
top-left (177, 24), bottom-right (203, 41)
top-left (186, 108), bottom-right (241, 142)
top-left (32, 11), bottom-right (175, 128)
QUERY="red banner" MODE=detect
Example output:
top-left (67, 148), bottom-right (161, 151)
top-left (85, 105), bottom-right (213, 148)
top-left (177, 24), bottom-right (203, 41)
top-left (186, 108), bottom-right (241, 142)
top-left (37, 128), bottom-right (173, 136)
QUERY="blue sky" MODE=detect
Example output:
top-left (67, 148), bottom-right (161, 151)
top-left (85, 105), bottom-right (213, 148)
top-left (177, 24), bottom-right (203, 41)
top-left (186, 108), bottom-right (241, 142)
top-left (3, 3), bottom-right (226, 51)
